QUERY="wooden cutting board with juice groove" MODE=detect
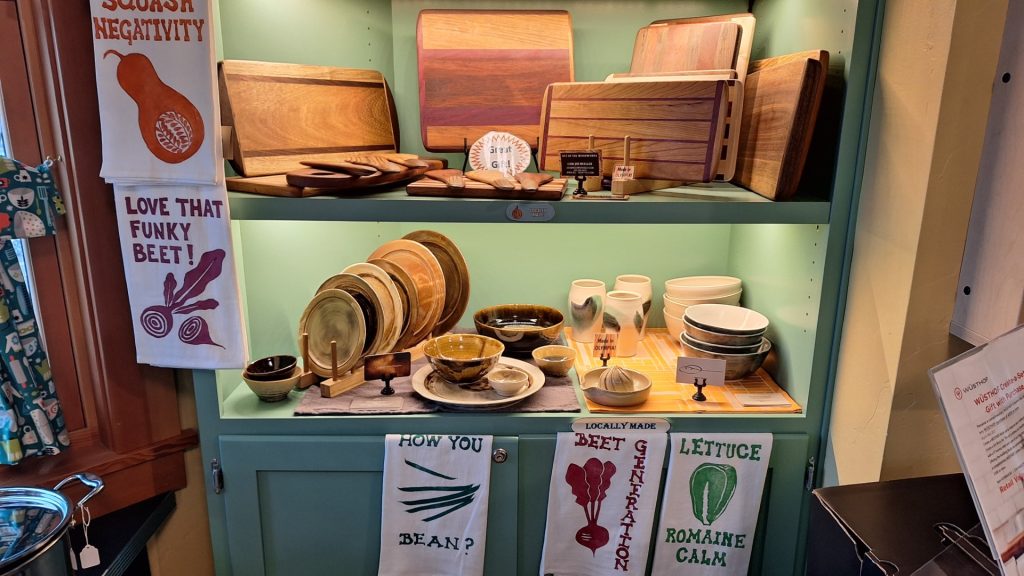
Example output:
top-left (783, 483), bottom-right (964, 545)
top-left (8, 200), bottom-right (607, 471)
top-left (733, 50), bottom-right (828, 200)
top-left (538, 80), bottom-right (729, 182)
top-left (644, 13), bottom-right (757, 81)
top-left (416, 10), bottom-right (574, 152)
top-left (219, 60), bottom-right (399, 177)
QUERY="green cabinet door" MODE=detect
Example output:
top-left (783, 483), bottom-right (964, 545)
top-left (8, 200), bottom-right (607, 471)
top-left (218, 435), bottom-right (519, 576)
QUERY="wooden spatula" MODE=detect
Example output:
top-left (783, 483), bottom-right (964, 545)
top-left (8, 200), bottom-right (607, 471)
top-left (300, 160), bottom-right (377, 176)
top-left (466, 170), bottom-right (516, 191)
top-left (349, 155), bottom-right (406, 173)
top-left (382, 154), bottom-right (430, 168)
top-left (425, 169), bottom-right (466, 190)
top-left (515, 172), bottom-right (554, 191)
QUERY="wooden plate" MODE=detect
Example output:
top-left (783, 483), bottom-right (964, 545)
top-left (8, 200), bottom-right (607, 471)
top-left (298, 289), bottom-right (366, 378)
top-left (367, 258), bottom-right (420, 352)
top-left (342, 262), bottom-right (403, 354)
top-left (317, 273), bottom-right (385, 356)
top-left (402, 230), bottom-right (470, 337)
top-left (368, 240), bottom-right (446, 348)
top-left (411, 357), bottom-right (545, 410)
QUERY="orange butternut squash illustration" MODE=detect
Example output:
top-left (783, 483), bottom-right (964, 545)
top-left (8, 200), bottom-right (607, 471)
top-left (104, 50), bottom-right (205, 164)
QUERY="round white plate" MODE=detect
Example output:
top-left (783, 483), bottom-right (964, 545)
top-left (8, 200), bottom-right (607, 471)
top-left (411, 356), bottom-right (545, 410)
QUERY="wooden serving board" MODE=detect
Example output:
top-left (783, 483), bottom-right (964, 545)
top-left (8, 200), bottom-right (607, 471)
top-left (631, 21), bottom-right (739, 76)
top-left (416, 10), bottom-right (574, 152)
top-left (645, 13), bottom-right (757, 81)
top-left (734, 50), bottom-right (829, 200)
top-left (538, 80), bottom-right (729, 182)
top-left (406, 177), bottom-right (568, 200)
top-left (219, 60), bottom-right (399, 177)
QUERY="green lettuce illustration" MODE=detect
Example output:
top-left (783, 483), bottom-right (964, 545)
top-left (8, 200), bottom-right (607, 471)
top-left (690, 463), bottom-right (737, 526)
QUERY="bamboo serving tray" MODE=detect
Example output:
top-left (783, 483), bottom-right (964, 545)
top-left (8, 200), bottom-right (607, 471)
top-left (566, 328), bottom-right (802, 414)
top-left (406, 177), bottom-right (568, 200)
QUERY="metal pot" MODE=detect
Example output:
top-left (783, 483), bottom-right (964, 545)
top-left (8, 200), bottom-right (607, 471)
top-left (0, 473), bottom-right (104, 576)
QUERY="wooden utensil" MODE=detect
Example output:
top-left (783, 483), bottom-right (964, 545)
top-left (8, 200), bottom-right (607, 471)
top-left (407, 177), bottom-right (568, 200)
top-left (538, 80), bottom-right (729, 182)
top-left (465, 170), bottom-right (516, 190)
top-left (219, 60), bottom-right (399, 177)
top-left (515, 172), bottom-right (554, 191)
top-left (425, 169), bottom-right (466, 190)
top-left (733, 50), bottom-right (828, 200)
top-left (282, 166), bottom-right (427, 190)
top-left (348, 155), bottom-right (405, 174)
top-left (416, 10), bottom-right (574, 151)
top-left (631, 21), bottom-right (739, 76)
top-left (300, 160), bottom-right (377, 176)
top-left (383, 154), bottom-right (429, 168)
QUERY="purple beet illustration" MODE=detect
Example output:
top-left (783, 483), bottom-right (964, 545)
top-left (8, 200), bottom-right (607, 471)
top-left (565, 458), bottom-right (616, 555)
top-left (140, 249), bottom-right (224, 347)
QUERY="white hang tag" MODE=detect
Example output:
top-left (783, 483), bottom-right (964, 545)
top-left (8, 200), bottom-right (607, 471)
top-left (78, 505), bottom-right (101, 569)
top-left (69, 547), bottom-right (79, 571)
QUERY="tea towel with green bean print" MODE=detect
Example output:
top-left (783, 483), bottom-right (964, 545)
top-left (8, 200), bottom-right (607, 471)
top-left (651, 433), bottom-right (773, 575)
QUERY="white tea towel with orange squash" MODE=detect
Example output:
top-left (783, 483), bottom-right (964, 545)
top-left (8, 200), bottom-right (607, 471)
top-left (540, 422), bottom-right (668, 575)
top-left (89, 0), bottom-right (219, 184)
top-left (112, 183), bottom-right (245, 369)
top-left (650, 433), bottom-right (773, 575)
top-left (379, 434), bottom-right (493, 576)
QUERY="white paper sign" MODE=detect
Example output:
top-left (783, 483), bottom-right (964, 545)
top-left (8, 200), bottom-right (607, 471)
top-left (931, 324), bottom-right (1024, 575)
top-left (651, 433), bottom-right (773, 575)
top-left (379, 434), bottom-right (493, 576)
top-left (677, 357), bottom-right (727, 387)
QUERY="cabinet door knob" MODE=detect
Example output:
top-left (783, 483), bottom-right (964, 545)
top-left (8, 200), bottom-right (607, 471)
top-left (492, 448), bottom-right (508, 464)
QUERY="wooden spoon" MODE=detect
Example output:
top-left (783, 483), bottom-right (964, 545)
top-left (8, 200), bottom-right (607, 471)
top-left (349, 155), bottom-right (406, 173)
top-left (383, 154), bottom-right (429, 169)
top-left (466, 170), bottom-right (516, 191)
top-left (515, 172), bottom-right (554, 192)
top-left (300, 160), bottom-right (377, 176)
top-left (425, 169), bottom-right (465, 190)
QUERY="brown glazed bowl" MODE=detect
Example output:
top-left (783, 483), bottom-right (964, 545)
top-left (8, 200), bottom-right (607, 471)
top-left (423, 334), bottom-right (504, 383)
top-left (473, 304), bottom-right (564, 354)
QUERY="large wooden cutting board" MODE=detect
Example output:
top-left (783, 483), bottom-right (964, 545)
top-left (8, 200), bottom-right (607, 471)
top-left (538, 80), bottom-right (729, 182)
top-left (644, 13), bottom-right (757, 81)
top-left (417, 10), bottom-right (574, 152)
top-left (733, 50), bottom-right (829, 200)
top-left (219, 60), bottom-right (399, 177)
top-left (631, 21), bottom-right (740, 76)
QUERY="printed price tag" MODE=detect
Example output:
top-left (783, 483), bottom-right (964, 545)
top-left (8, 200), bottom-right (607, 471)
top-left (676, 357), bottom-right (726, 387)
top-left (593, 333), bottom-right (618, 358)
top-left (364, 352), bottom-right (412, 381)
top-left (506, 202), bottom-right (555, 222)
top-left (559, 151), bottom-right (602, 177)
top-left (612, 164), bottom-right (635, 181)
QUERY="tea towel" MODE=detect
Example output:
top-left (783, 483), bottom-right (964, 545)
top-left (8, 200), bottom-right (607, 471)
top-left (89, 0), bottom-right (219, 184)
top-left (379, 434), bottom-right (493, 576)
top-left (112, 183), bottom-right (245, 368)
top-left (541, 425), bottom-right (667, 575)
top-left (650, 433), bottom-right (773, 575)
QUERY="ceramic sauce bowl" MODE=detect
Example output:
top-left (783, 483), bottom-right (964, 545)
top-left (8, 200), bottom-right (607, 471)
top-left (532, 345), bottom-right (576, 377)
top-left (488, 367), bottom-right (530, 396)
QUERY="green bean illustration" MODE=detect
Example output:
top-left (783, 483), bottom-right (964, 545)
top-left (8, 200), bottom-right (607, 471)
top-left (690, 463), bottom-right (737, 526)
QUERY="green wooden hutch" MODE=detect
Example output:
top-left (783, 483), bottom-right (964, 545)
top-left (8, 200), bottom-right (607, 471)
top-left (193, 0), bottom-right (883, 573)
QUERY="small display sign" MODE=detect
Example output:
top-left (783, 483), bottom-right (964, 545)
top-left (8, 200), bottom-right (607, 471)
top-left (676, 357), bottom-right (726, 387)
top-left (592, 333), bottom-right (618, 358)
top-left (364, 352), bottom-right (412, 381)
top-left (559, 151), bottom-right (602, 178)
top-left (507, 202), bottom-right (555, 222)
top-left (612, 164), bottom-right (635, 181)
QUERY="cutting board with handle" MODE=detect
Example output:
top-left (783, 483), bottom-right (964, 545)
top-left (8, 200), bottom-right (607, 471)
top-left (733, 50), bottom-right (829, 200)
top-left (219, 60), bottom-right (399, 177)
top-left (417, 10), bottom-right (574, 152)
top-left (538, 79), bottom-right (729, 182)
top-left (643, 13), bottom-right (756, 81)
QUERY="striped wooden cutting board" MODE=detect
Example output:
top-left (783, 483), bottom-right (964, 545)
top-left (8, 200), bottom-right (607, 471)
top-left (219, 60), bottom-right (399, 177)
top-left (538, 80), bottom-right (729, 182)
top-left (416, 10), bottom-right (574, 152)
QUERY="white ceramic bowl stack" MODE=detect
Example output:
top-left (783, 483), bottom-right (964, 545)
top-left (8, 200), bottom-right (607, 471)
top-left (662, 276), bottom-right (743, 336)
top-left (677, 303), bottom-right (772, 380)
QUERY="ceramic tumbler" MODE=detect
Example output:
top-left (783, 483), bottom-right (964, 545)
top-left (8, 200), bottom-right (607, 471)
top-left (604, 290), bottom-right (643, 357)
top-left (568, 279), bottom-right (605, 343)
top-left (613, 274), bottom-right (652, 339)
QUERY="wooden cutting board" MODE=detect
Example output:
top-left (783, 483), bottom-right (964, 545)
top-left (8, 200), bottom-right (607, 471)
top-left (538, 80), bottom-right (729, 182)
top-left (631, 21), bottom-right (739, 76)
top-left (644, 13), bottom-right (757, 81)
top-left (406, 176), bottom-right (568, 200)
top-left (219, 60), bottom-right (399, 177)
top-left (733, 50), bottom-right (828, 200)
top-left (417, 10), bottom-right (574, 152)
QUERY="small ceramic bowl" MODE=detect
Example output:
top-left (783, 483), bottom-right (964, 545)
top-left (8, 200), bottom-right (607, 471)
top-left (663, 291), bottom-right (742, 317)
top-left (242, 366), bottom-right (301, 402)
top-left (664, 276), bottom-right (742, 300)
top-left (679, 337), bottom-right (772, 380)
top-left (424, 334), bottom-right (504, 383)
top-left (532, 345), bottom-right (576, 377)
top-left (474, 304), bottom-right (564, 354)
top-left (682, 315), bottom-right (764, 346)
top-left (488, 367), bottom-right (530, 396)
top-left (244, 355), bottom-right (298, 381)
top-left (684, 304), bottom-right (769, 335)
top-left (580, 367), bottom-right (652, 407)
top-left (680, 331), bottom-right (763, 355)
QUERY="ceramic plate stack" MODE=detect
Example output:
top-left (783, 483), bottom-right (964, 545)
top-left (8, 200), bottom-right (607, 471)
top-left (678, 303), bottom-right (772, 380)
top-left (662, 275), bottom-right (742, 338)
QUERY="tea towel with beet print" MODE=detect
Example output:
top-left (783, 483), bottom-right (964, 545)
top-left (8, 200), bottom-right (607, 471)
top-left (650, 433), bottom-right (773, 575)
top-left (113, 184), bottom-right (246, 369)
top-left (541, 425), bottom-right (667, 576)
top-left (89, 0), bottom-right (219, 184)
top-left (379, 434), bottom-right (493, 576)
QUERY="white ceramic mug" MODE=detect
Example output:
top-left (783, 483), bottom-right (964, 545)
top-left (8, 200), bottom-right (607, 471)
top-left (568, 279), bottom-right (606, 343)
top-left (614, 274), bottom-right (652, 339)
top-left (604, 290), bottom-right (643, 357)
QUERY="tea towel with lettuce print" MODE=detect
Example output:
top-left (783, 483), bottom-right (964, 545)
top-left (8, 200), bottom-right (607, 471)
top-left (379, 434), bottom-right (493, 576)
top-left (650, 433), bottom-right (773, 575)
top-left (112, 184), bottom-right (246, 369)
top-left (0, 158), bottom-right (70, 464)
top-left (89, 0), bottom-right (218, 184)
top-left (540, 426), bottom-right (667, 575)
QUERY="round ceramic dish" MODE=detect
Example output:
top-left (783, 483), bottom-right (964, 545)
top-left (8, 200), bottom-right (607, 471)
top-left (664, 310), bottom-right (686, 342)
top-left (403, 230), bottom-right (470, 337)
top-left (488, 366), bottom-right (530, 396)
top-left (580, 367), bottom-right (652, 407)
top-left (679, 337), bottom-right (772, 380)
top-left (531, 345), bottom-right (576, 377)
top-left (298, 289), bottom-right (366, 378)
top-left (664, 276), bottom-right (742, 299)
top-left (244, 355), bottom-right (297, 381)
top-left (342, 262), bottom-right (403, 354)
top-left (681, 315), bottom-right (763, 346)
top-left (473, 304), bottom-right (564, 354)
top-left (317, 272), bottom-right (385, 355)
top-left (684, 304), bottom-right (769, 335)
top-left (423, 334), bottom-right (504, 383)
top-left (663, 291), bottom-right (742, 317)
top-left (367, 258), bottom-right (420, 352)
top-left (411, 357), bottom-right (545, 410)
top-left (680, 331), bottom-right (763, 355)
top-left (242, 366), bottom-right (301, 402)
top-left (369, 240), bottom-right (446, 348)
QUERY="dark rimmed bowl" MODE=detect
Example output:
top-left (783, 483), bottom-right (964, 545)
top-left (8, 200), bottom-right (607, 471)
top-left (473, 304), bottom-right (564, 354)
top-left (679, 337), bottom-right (772, 380)
top-left (244, 355), bottom-right (298, 382)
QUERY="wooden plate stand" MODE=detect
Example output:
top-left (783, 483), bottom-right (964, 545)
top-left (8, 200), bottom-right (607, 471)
top-left (296, 332), bottom-right (366, 398)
